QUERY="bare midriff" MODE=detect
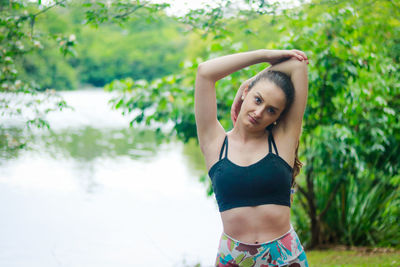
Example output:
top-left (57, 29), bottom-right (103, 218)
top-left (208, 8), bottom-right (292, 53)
top-left (220, 204), bottom-right (291, 245)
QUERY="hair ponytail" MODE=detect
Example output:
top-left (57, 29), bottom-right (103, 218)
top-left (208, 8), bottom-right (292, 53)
top-left (292, 141), bottom-right (303, 187)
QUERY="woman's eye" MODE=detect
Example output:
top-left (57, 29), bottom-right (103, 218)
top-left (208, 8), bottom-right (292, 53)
top-left (268, 108), bottom-right (275, 114)
top-left (255, 97), bottom-right (261, 104)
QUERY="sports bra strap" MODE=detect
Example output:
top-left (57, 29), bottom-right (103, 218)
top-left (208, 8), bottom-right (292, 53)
top-left (219, 135), bottom-right (228, 160)
top-left (268, 130), bottom-right (279, 156)
top-left (220, 133), bottom-right (278, 159)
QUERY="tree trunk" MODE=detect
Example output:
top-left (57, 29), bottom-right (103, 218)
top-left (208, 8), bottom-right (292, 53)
top-left (304, 161), bottom-right (321, 248)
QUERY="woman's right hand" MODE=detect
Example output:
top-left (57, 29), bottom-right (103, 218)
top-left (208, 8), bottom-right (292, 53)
top-left (264, 49), bottom-right (308, 65)
top-left (231, 84), bottom-right (245, 126)
top-left (231, 78), bottom-right (253, 125)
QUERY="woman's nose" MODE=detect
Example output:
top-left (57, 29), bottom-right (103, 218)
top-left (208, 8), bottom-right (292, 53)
top-left (254, 107), bottom-right (264, 118)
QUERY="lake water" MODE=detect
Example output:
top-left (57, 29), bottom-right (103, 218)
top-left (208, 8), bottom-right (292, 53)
top-left (0, 89), bottom-right (222, 267)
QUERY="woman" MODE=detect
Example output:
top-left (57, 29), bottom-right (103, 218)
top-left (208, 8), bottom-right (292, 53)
top-left (195, 49), bottom-right (309, 267)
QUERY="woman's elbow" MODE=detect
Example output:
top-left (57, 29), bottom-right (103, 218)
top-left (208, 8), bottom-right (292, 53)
top-left (197, 63), bottom-right (209, 78)
top-left (197, 63), bottom-right (216, 81)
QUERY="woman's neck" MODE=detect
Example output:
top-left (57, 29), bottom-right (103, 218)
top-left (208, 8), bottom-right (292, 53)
top-left (230, 120), bottom-right (268, 143)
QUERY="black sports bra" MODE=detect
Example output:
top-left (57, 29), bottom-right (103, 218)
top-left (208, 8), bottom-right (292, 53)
top-left (208, 130), bottom-right (293, 212)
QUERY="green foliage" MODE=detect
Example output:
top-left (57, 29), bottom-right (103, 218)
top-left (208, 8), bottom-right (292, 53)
top-left (0, 0), bottom-right (177, 150)
top-left (105, 72), bottom-right (197, 142)
top-left (15, 40), bottom-right (79, 91)
top-left (76, 13), bottom-right (187, 86)
top-left (0, 4), bottom-right (72, 153)
top-left (81, 0), bottom-right (169, 27)
top-left (281, 0), bottom-right (400, 248)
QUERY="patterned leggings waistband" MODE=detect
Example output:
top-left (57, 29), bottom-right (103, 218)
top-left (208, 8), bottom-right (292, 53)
top-left (222, 223), bottom-right (294, 246)
top-left (216, 223), bottom-right (309, 266)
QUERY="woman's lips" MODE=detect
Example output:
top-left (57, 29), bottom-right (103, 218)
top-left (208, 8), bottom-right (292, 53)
top-left (248, 114), bottom-right (258, 124)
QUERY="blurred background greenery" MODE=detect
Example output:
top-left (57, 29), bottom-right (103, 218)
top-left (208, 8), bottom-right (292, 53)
top-left (1, 0), bottom-right (399, 257)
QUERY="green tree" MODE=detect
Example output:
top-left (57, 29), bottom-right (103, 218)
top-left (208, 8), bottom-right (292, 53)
top-left (0, 0), bottom-right (169, 153)
top-left (276, 0), bottom-right (400, 248)
top-left (0, 0), bottom-right (74, 154)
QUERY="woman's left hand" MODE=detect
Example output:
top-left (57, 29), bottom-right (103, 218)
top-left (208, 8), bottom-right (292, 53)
top-left (265, 49), bottom-right (309, 65)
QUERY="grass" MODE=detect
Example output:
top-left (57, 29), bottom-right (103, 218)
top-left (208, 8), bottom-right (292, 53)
top-left (184, 247), bottom-right (400, 266)
top-left (306, 247), bottom-right (400, 267)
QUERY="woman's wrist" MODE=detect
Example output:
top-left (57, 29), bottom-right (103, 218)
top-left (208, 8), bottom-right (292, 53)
top-left (260, 49), bottom-right (308, 66)
top-left (259, 49), bottom-right (273, 63)
top-left (268, 57), bottom-right (307, 77)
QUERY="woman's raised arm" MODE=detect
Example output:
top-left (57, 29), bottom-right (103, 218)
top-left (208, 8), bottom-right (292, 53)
top-left (196, 50), bottom-right (268, 82)
top-left (268, 58), bottom-right (309, 139)
top-left (195, 49), bottom-right (308, 151)
top-left (195, 50), bottom-right (268, 150)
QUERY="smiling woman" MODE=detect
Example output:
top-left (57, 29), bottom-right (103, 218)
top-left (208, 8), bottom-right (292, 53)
top-left (195, 49), bottom-right (309, 266)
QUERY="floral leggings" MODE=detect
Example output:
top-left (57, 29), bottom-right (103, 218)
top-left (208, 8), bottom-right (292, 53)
top-left (215, 224), bottom-right (309, 267)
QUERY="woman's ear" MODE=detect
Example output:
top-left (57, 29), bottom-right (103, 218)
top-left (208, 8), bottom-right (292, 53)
top-left (242, 85), bottom-right (249, 99)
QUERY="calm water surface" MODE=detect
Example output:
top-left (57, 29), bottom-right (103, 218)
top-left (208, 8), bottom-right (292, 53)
top-left (0, 89), bottom-right (221, 267)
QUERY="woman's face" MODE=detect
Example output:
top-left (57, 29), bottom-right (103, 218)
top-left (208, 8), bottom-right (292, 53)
top-left (240, 79), bottom-right (286, 130)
